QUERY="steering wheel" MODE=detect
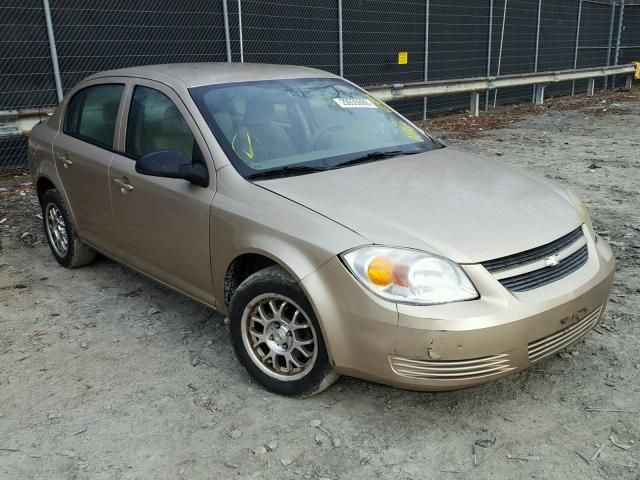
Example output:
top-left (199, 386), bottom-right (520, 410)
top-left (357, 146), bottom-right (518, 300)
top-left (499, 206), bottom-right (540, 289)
top-left (308, 124), bottom-right (344, 149)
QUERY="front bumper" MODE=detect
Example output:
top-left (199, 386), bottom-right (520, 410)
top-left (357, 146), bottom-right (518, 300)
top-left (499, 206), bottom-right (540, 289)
top-left (301, 232), bottom-right (615, 391)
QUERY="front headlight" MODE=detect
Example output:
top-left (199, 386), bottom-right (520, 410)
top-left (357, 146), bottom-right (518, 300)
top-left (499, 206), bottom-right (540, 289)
top-left (341, 246), bottom-right (478, 305)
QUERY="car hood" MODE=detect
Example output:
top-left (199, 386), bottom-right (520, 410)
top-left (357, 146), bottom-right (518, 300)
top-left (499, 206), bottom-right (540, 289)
top-left (256, 148), bottom-right (582, 264)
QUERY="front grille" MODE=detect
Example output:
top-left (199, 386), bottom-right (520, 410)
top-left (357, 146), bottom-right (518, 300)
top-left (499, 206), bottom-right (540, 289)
top-left (528, 305), bottom-right (602, 362)
top-left (389, 353), bottom-right (514, 380)
top-left (482, 226), bottom-right (584, 273)
top-left (498, 245), bottom-right (588, 292)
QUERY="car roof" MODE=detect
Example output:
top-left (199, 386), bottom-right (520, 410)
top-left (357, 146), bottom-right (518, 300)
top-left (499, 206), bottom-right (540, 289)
top-left (85, 62), bottom-right (337, 88)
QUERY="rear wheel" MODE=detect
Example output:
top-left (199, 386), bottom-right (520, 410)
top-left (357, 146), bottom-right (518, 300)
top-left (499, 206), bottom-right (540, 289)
top-left (228, 265), bottom-right (339, 396)
top-left (41, 189), bottom-right (96, 268)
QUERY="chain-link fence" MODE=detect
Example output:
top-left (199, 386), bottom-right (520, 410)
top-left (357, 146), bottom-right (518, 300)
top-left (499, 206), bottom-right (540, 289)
top-left (1, 0), bottom-right (639, 174)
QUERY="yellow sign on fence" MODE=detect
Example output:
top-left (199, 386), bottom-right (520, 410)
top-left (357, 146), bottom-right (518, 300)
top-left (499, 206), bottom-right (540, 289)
top-left (633, 61), bottom-right (640, 80)
top-left (398, 51), bottom-right (408, 65)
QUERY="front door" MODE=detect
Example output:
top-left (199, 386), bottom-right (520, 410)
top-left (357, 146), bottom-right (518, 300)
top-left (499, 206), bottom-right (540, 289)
top-left (53, 81), bottom-right (126, 251)
top-left (108, 81), bottom-right (216, 304)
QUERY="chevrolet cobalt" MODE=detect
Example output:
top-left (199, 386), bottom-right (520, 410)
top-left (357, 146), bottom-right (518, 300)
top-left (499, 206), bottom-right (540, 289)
top-left (28, 63), bottom-right (614, 396)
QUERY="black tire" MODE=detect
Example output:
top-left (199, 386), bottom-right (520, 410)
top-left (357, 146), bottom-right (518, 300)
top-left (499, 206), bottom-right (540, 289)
top-left (41, 189), bottom-right (96, 268)
top-left (228, 265), bottom-right (339, 396)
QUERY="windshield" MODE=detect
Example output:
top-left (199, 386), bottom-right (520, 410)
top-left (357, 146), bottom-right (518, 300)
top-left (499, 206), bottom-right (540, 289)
top-left (190, 77), bottom-right (440, 178)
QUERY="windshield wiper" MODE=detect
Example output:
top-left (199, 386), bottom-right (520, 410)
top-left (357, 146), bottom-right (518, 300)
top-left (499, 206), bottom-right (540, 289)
top-left (246, 165), bottom-right (327, 180)
top-left (332, 149), bottom-right (421, 169)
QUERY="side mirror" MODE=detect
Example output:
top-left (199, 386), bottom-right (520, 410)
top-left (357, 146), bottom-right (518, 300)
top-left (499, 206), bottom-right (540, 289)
top-left (135, 150), bottom-right (209, 188)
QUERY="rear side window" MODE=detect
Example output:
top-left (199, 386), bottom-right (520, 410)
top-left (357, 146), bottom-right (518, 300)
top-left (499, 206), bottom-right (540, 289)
top-left (63, 83), bottom-right (124, 148)
top-left (125, 86), bottom-right (198, 161)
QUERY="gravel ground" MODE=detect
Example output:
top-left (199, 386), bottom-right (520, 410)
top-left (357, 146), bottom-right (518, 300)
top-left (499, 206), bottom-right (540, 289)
top-left (1, 89), bottom-right (639, 480)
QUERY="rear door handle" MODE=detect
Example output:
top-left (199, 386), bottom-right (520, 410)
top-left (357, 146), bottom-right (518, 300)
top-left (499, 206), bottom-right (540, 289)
top-left (113, 177), bottom-right (134, 192)
top-left (56, 153), bottom-right (72, 169)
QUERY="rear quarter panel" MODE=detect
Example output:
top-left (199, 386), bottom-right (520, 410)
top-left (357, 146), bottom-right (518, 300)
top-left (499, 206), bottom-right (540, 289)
top-left (28, 115), bottom-right (64, 202)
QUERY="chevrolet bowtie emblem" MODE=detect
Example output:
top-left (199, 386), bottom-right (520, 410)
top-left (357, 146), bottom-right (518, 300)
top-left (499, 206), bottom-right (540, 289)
top-left (545, 254), bottom-right (560, 267)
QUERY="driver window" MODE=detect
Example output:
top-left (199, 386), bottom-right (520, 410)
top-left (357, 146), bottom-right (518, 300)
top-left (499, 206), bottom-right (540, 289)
top-left (126, 86), bottom-right (199, 161)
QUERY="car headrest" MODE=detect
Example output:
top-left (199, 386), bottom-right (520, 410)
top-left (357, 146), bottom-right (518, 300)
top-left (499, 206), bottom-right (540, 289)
top-left (244, 97), bottom-right (277, 127)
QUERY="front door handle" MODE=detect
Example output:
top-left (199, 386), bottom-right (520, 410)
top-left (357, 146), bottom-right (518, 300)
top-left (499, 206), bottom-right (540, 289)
top-left (113, 177), bottom-right (134, 193)
top-left (56, 153), bottom-right (72, 169)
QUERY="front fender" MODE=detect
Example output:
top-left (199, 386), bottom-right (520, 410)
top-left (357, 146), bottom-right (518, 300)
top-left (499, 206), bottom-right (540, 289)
top-left (210, 166), bottom-right (367, 309)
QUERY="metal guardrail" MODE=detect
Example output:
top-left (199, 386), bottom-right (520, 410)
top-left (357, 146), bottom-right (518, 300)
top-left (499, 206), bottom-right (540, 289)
top-left (0, 63), bottom-right (637, 137)
top-left (367, 63), bottom-right (638, 116)
top-left (0, 108), bottom-right (52, 139)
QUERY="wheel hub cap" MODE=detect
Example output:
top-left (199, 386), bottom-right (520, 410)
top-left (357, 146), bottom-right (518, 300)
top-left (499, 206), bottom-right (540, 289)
top-left (269, 326), bottom-right (289, 349)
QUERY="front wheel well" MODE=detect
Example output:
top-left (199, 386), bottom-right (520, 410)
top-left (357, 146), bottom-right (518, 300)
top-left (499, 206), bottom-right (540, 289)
top-left (223, 254), bottom-right (281, 309)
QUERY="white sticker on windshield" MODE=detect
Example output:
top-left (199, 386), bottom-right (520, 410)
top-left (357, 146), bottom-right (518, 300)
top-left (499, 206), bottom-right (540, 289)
top-left (333, 98), bottom-right (378, 109)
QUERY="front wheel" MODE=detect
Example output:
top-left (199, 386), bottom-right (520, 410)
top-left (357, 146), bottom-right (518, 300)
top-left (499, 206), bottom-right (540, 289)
top-left (228, 265), bottom-right (339, 396)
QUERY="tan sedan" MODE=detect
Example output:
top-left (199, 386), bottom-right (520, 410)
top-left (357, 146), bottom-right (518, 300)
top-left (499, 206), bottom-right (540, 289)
top-left (28, 63), bottom-right (614, 396)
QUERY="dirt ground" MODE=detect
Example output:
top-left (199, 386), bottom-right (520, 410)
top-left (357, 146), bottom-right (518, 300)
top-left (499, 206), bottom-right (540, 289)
top-left (1, 89), bottom-right (639, 480)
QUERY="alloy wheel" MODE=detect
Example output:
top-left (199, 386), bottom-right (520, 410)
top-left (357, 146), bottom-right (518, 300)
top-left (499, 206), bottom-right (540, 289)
top-left (45, 203), bottom-right (69, 257)
top-left (241, 293), bottom-right (318, 381)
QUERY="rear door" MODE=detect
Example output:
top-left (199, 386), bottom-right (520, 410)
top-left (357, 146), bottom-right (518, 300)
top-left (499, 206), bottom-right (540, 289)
top-left (53, 80), bottom-right (127, 251)
top-left (108, 80), bottom-right (216, 304)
